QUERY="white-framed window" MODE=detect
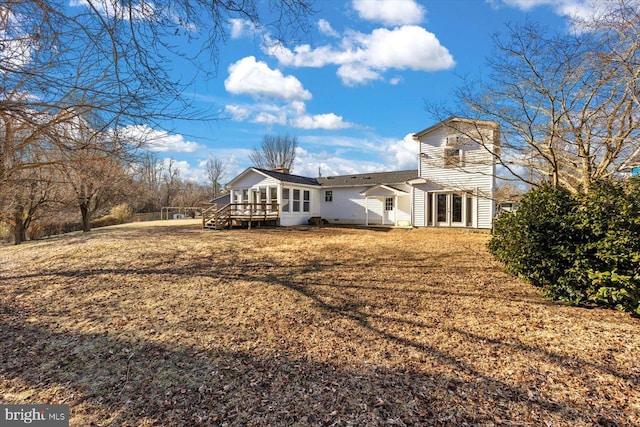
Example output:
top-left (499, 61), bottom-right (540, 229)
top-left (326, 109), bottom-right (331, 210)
top-left (270, 187), bottom-right (278, 210)
top-left (292, 189), bottom-right (300, 212)
top-left (282, 188), bottom-right (290, 212)
top-left (324, 190), bottom-right (333, 202)
top-left (385, 197), bottom-right (394, 211)
top-left (303, 190), bottom-right (310, 212)
top-left (444, 147), bottom-right (462, 168)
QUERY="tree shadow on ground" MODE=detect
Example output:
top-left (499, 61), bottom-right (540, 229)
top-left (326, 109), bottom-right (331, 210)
top-left (2, 227), bottom-right (638, 425)
top-left (1, 304), bottom-right (627, 427)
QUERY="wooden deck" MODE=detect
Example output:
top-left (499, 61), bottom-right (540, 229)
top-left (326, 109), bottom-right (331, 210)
top-left (202, 203), bottom-right (280, 230)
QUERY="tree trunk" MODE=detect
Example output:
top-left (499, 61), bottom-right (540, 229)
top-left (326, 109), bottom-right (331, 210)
top-left (80, 203), bottom-right (91, 232)
top-left (21, 217), bottom-right (31, 242)
top-left (13, 204), bottom-right (24, 245)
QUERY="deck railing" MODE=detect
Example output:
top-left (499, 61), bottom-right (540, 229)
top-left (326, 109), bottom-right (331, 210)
top-left (203, 202), bottom-right (280, 229)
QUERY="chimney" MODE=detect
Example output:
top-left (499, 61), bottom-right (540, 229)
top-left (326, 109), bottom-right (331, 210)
top-left (273, 165), bottom-right (290, 174)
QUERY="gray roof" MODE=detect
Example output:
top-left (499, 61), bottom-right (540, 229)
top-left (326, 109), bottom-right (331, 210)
top-left (317, 170), bottom-right (418, 187)
top-left (209, 194), bottom-right (230, 204)
top-left (255, 168), bottom-right (321, 186)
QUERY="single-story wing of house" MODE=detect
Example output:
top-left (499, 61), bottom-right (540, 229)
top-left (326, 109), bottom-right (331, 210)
top-left (208, 117), bottom-right (499, 229)
top-left (224, 168), bottom-right (418, 227)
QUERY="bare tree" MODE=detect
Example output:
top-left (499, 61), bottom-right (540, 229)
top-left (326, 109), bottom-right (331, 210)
top-left (433, 1), bottom-right (640, 193)
top-left (205, 157), bottom-right (226, 199)
top-left (0, 1), bottom-right (314, 142)
top-left (1, 0), bottom-right (314, 239)
top-left (249, 134), bottom-right (299, 172)
top-left (0, 0), bottom-right (314, 202)
top-left (162, 159), bottom-right (181, 207)
top-left (7, 165), bottom-right (61, 244)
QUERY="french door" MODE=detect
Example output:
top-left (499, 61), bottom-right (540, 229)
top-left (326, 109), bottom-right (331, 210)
top-left (434, 193), bottom-right (466, 227)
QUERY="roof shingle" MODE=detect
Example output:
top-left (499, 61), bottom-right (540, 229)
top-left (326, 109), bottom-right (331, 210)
top-left (317, 170), bottom-right (418, 187)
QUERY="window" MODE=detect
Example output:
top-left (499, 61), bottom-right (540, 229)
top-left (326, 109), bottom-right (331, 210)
top-left (437, 194), bottom-right (447, 222)
top-left (293, 189), bottom-right (300, 212)
top-left (452, 194), bottom-right (463, 223)
top-left (270, 187), bottom-right (278, 211)
top-left (282, 189), bottom-right (290, 212)
top-left (385, 197), bottom-right (394, 211)
top-left (324, 190), bottom-right (333, 202)
top-left (303, 190), bottom-right (310, 212)
top-left (444, 147), bottom-right (461, 168)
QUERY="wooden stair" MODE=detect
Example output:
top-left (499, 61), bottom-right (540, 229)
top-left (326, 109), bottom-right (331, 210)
top-left (202, 203), bottom-right (280, 230)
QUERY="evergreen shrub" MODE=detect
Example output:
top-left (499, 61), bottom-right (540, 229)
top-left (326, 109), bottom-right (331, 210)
top-left (488, 178), bottom-right (640, 315)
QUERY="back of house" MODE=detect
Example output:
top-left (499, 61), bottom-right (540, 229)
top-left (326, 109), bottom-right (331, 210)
top-left (220, 117), bottom-right (499, 229)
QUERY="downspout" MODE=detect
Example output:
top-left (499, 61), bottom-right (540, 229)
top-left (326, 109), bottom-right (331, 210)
top-left (475, 187), bottom-right (479, 229)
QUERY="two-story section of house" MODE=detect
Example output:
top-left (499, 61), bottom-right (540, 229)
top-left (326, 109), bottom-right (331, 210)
top-left (410, 117), bottom-right (499, 229)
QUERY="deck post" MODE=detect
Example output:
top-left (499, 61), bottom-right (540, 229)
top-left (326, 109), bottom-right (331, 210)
top-left (364, 197), bottom-right (369, 226)
top-left (394, 195), bottom-right (398, 226)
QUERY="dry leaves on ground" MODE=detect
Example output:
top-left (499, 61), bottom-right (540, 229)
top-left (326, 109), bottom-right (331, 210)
top-left (1, 221), bottom-right (638, 426)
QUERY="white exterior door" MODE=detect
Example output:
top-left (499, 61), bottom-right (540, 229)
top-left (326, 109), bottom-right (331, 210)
top-left (383, 197), bottom-right (395, 225)
top-left (435, 193), bottom-right (465, 227)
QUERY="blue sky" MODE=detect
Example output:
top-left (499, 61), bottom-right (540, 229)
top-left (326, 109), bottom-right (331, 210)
top-left (130, 0), bottom-right (591, 183)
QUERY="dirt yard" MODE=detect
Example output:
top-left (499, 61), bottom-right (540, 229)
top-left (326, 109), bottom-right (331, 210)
top-left (1, 221), bottom-right (638, 426)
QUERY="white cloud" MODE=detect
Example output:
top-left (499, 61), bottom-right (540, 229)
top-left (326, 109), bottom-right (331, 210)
top-left (69, 0), bottom-right (155, 21)
top-left (223, 102), bottom-right (354, 130)
top-left (267, 25), bottom-right (454, 86)
top-left (496, 0), bottom-right (634, 21)
top-left (254, 110), bottom-right (287, 125)
top-left (0, 7), bottom-right (33, 72)
top-left (291, 113), bottom-right (352, 130)
top-left (223, 104), bottom-right (251, 121)
top-left (224, 56), bottom-right (312, 100)
top-left (160, 158), bottom-right (214, 183)
top-left (337, 64), bottom-right (383, 86)
top-left (119, 124), bottom-right (203, 153)
top-left (298, 132), bottom-right (419, 174)
top-left (230, 18), bottom-right (260, 39)
top-left (381, 133), bottom-right (420, 170)
top-left (352, 0), bottom-right (426, 25)
top-left (293, 147), bottom-right (388, 177)
top-left (318, 19), bottom-right (339, 37)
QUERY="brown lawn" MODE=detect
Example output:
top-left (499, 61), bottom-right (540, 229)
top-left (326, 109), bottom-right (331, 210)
top-left (1, 221), bottom-right (638, 426)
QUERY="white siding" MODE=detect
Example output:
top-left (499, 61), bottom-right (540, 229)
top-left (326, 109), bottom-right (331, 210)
top-left (320, 186), bottom-right (411, 226)
top-left (320, 187), bottom-right (369, 224)
top-left (417, 123), bottom-right (497, 229)
top-left (279, 185), bottom-right (322, 226)
top-left (231, 172), bottom-right (279, 189)
top-left (412, 186), bottom-right (426, 227)
top-left (394, 195), bottom-right (412, 226)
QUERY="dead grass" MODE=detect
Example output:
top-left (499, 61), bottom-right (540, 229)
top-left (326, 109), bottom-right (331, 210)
top-left (1, 221), bottom-right (638, 426)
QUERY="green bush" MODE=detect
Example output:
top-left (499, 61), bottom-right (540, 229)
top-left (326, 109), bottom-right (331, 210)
top-left (489, 178), bottom-right (640, 315)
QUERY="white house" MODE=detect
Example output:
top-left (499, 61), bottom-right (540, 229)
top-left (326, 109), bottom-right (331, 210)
top-left (411, 117), bottom-right (499, 229)
top-left (211, 117), bottom-right (499, 229)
